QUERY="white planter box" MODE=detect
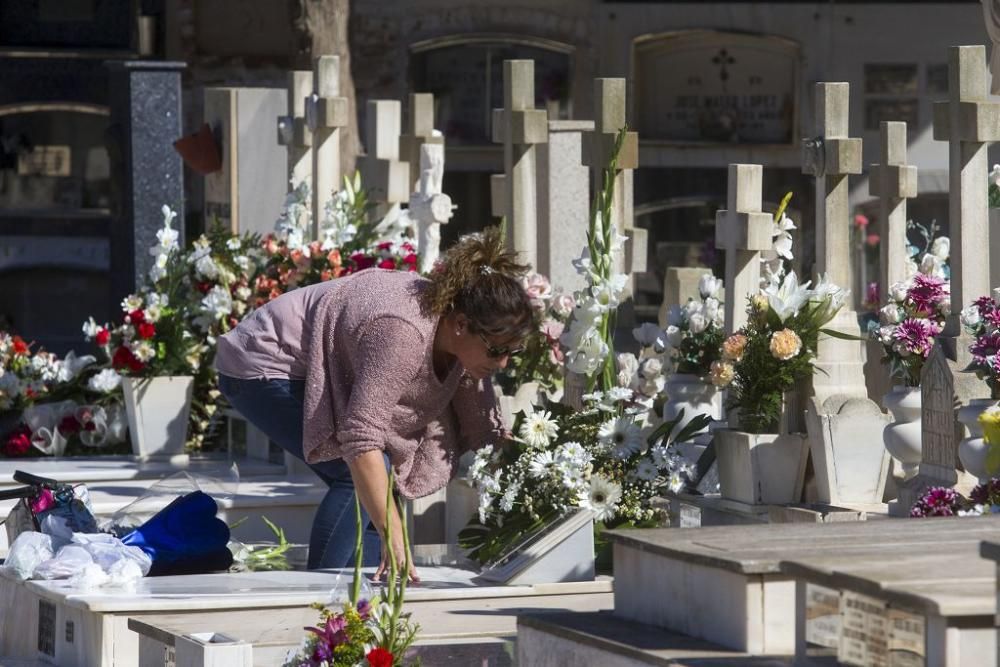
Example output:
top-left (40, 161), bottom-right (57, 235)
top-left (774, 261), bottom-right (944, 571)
top-left (715, 429), bottom-right (808, 505)
top-left (122, 376), bottom-right (194, 460)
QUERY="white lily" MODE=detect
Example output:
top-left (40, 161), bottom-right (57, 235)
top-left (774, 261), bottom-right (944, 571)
top-left (764, 270), bottom-right (812, 322)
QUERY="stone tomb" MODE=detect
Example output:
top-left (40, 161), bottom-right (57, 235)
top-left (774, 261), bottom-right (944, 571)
top-left (0, 566), bottom-right (611, 667)
top-left (544, 516), bottom-right (1000, 660)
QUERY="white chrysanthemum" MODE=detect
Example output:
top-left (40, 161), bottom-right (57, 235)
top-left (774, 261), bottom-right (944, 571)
top-left (635, 459), bottom-right (659, 482)
top-left (528, 450), bottom-right (555, 479)
top-left (556, 441), bottom-right (591, 466)
top-left (499, 480), bottom-right (521, 513)
top-left (578, 475), bottom-right (622, 522)
top-left (599, 417), bottom-right (644, 458)
top-left (649, 444), bottom-right (671, 469)
top-left (606, 386), bottom-right (634, 403)
top-left (87, 369), bottom-right (122, 393)
top-left (467, 445), bottom-right (494, 484)
top-left (519, 409), bottom-right (559, 448)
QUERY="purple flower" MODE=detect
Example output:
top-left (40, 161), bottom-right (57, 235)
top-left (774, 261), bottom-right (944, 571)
top-left (911, 486), bottom-right (963, 517)
top-left (307, 613), bottom-right (349, 662)
top-left (975, 295), bottom-right (997, 313)
top-left (893, 318), bottom-right (940, 358)
top-left (356, 599), bottom-right (371, 621)
top-left (970, 332), bottom-right (1000, 359)
top-left (908, 274), bottom-right (948, 316)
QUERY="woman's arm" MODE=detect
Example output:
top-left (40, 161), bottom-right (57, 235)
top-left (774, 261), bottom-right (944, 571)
top-left (347, 450), bottom-right (418, 581)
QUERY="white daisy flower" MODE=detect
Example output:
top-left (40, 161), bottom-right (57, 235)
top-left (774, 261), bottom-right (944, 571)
top-left (635, 459), bottom-right (659, 482)
top-left (528, 450), bottom-right (555, 479)
top-left (599, 417), bottom-right (644, 458)
top-left (519, 409), bottom-right (559, 448)
top-left (578, 474), bottom-right (622, 522)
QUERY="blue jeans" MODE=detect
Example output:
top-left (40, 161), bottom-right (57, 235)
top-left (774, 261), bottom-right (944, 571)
top-left (217, 374), bottom-right (382, 569)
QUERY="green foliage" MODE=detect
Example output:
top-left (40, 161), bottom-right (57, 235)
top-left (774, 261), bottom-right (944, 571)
top-left (990, 183), bottom-right (1000, 209)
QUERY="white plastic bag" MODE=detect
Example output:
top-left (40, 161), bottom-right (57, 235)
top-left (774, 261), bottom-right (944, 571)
top-left (34, 545), bottom-right (93, 580)
top-left (68, 562), bottom-right (109, 590)
top-left (3, 532), bottom-right (53, 580)
top-left (71, 533), bottom-right (151, 576)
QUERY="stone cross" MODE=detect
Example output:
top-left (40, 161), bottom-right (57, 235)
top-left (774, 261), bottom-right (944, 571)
top-left (581, 78), bottom-right (643, 280)
top-left (869, 121), bottom-right (918, 302)
top-left (276, 70), bottom-right (313, 199)
top-left (933, 45), bottom-right (1000, 341)
top-left (408, 142), bottom-right (454, 272)
top-left (802, 82), bottom-right (868, 401)
top-left (803, 82), bottom-right (863, 292)
top-left (399, 93), bottom-right (443, 190)
top-left (491, 59), bottom-right (548, 268)
top-left (360, 99), bottom-right (410, 220)
top-left (715, 164), bottom-right (772, 333)
top-left (304, 55), bottom-right (349, 240)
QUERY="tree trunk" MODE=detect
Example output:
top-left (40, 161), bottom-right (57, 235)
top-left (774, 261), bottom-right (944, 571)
top-left (295, 0), bottom-right (359, 178)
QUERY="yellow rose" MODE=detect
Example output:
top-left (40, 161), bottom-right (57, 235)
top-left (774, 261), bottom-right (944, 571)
top-left (722, 333), bottom-right (748, 362)
top-left (769, 328), bottom-right (802, 361)
top-left (709, 360), bottom-right (735, 387)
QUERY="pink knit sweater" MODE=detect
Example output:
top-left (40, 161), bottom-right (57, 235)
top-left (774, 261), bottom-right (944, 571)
top-left (216, 270), bottom-right (505, 498)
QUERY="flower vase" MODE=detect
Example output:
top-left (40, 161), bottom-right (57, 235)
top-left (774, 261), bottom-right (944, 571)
top-left (958, 398), bottom-right (999, 483)
top-left (714, 429), bottom-right (809, 505)
top-left (662, 374), bottom-right (723, 437)
top-left (882, 386), bottom-right (923, 480)
top-left (122, 376), bottom-right (194, 460)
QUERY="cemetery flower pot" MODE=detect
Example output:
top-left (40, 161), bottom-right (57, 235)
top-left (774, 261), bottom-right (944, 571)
top-left (958, 398), bottom-right (998, 483)
top-left (122, 375), bottom-right (194, 460)
top-left (882, 385), bottom-right (922, 479)
top-left (714, 429), bottom-right (808, 505)
top-left (662, 374), bottom-right (723, 436)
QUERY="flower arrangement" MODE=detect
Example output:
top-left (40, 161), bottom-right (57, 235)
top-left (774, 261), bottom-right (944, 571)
top-left (989, 164), bottom-right (1000, 209)
top-left (904, 219), bottom-right (949, 281)
top-left (869, 273), bottom-right (950, 386)
top-left (560, 128), bottom-right (631, 390)
top-left (961, 292), bottom-right (1000, 399)
top-left (661, 274), bottom-right (725, 377)
top-left (459, 397), bottom-right (706, 566)
top-left (495, 272), bottom-right (574, 396)
top-left (283, 476), bottom-right (419, 667)
top-left (910, 478), bottom-right (1000, 517)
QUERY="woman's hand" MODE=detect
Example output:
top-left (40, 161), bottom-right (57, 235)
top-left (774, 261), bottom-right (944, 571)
top-left (374, 527), bottom-right (420, 583)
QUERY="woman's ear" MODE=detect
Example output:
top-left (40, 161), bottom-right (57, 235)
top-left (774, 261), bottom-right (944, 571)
top-left (453, 313), bottom-right (469, 335)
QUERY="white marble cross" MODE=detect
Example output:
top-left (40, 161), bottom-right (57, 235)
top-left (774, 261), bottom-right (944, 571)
top-left (276, 70), bottom-right (313, 200)
top-left (869, 121), bottom-right (918, 302)
top-left (360, 100), bottom-right (410, 220)
top-left (932, 45), bottom-right (1000, 337)
top-left (399, 93), bottom-right (443, 190)
top-left (581, 78), bottom-right (644, 280)
top-left (491, 60), bottom-right (548, 268)
top-left (715, 164), bottom-right (772, 333)
top-left (304, 55), bottom-right (349, 240)
top-left (409, 143), bottom-right (454, 272)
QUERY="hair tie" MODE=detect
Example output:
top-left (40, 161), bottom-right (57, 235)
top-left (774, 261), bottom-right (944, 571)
top-left (480, 265), bottom-right (495, 276)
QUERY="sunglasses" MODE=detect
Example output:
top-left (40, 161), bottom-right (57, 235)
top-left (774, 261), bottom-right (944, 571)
top-left (477, 331), bottom-right (525, 359)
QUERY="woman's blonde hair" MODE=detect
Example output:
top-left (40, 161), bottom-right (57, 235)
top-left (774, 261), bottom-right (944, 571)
top-left (420, 225), bottom-right (534, 339)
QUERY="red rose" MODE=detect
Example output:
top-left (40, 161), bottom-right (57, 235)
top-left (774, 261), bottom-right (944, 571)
top-left (3, 425), bottom-right (33, 457)
top-left (376, 241), bottom-right (393, 252)
top-left (351, 253), bottom-right (376, 271)
top-left (112, 346), bottom-right (145, 373)
top-left (377, 258), bottom-right (396, 270)
top-left (58, 415), bottom-right (81, 435)
top-left (196, 281), bottom-right (213, 294)
top-left (11, 336), bottom-right (29, 356)
top-left (366, 647), bottom-right (393, 667)
top-left (95, 328), bottom-right (110, 346)
top-left (137, 322), bottom-right (156, 340)
top-left (127, 309), bottom-right (145, 324)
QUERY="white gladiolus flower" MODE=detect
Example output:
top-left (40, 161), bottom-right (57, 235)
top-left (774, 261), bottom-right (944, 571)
top-left (564, 331), bottom-right (609, 375)
top-left (201, 286), bottom-right (233, 320)
top-left (519, 409), bottom-right (559, 448)
top-left (616, 353), bottom-right (639, 388)
top-left (772, 212), bottom-right (796, 260)
top-left (578, 475), bottom-right (622, 522)
top-left (698, 274), bottom-right (722, 300)
top-left (87, 369), bottom-right (122, 393)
